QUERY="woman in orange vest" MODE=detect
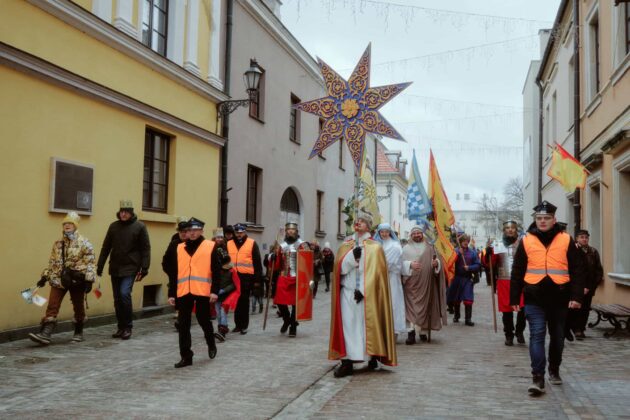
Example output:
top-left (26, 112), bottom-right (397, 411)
top-left (510, 201), bottom-right (585, 396)
top-left (168, 217), bottom-right (220, 368)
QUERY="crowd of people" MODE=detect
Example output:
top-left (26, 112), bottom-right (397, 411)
top-left (28, 198), bottom-right (604, 396)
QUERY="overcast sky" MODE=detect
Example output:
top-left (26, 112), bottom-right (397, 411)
top-left (279, 0), bottom-right (560, 207)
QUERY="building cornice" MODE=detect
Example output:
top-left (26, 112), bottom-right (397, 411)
top-left (581, 106), bottom-right (630, 159)
top-left (237, 0), bottom-right (323, 86)
top-left (27, 0), bottom-right (229, 103)
top-left (0, 42), bottom-right (225, 148)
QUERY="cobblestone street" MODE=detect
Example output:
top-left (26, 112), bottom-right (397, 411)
top-left (1, 283), bottom-right (628, 419)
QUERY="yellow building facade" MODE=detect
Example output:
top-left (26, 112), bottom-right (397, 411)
top-left (0, 0), bottom-right (227, 334)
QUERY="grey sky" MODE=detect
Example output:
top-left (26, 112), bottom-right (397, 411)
top-left (280, 0), bottom-right (560, 206)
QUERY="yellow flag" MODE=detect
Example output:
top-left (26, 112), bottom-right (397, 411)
top-left (359, 155), bottom-right (382, 226)
top-left (547, 144), bottom-right (587, 193)
top-left (429, 151), bottom-right (455, 232)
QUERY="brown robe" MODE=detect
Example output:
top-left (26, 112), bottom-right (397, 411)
top-left (401, 241), bottom-right (448, 331)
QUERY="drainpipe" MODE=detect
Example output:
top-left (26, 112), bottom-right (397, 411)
top-left (220, 0), bottom-right (233, 227)
top-left (536, 78), bottom-right (543, 204)
top-left (572, 0), bottom-right (581, 235)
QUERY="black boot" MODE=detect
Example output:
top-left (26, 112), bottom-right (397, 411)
top-left (280, 316), bottom-right (290, 334)
top-left (333, 360), bottom-right (353, 378)
top-left (367, 357), bottom-right (378, 370)
top-left (515, 331), bottom-right (525, 344)
top-left (405, 330), bottom-right (416, 345)
top-left (29, 320), bottom-right (56, 345)
top-left (504, 335), bottom-right (514, 346)
top-left (453, 304), bottom-right (461, 323)
top-left (174, 353), bottom-right (193, 368)
top-left (288, 322), bottom-right (298, 337)
top-left (464, 305), bottom-right (474, 326)
top-left (548, 367), bottom-right (563, 385)
top-left (71, 321), bottom-right (84, 343)
top-left (528, 374), bottom-right (545, 396)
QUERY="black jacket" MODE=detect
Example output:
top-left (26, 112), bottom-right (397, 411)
top-left (579, 244), bottom-right (604, 293)
top-left (510, 222), bottom-right (585, 307)
top-left (97, 214), bottom-right (151, 277)
top-left (163, 233), bottom-right (182, 299)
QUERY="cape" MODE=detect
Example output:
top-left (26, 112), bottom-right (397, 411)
top-left (328, 238), bottom-right (397, 366)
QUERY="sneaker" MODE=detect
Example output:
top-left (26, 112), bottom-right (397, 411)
top-left (239, 328), bottom-right (248, 335)
top-left (548, 369), bottom-right (563, 385)
top-left (528, 375), bottom-right (545, 396)
top-left (120, 329), bottom-right (132, 340)
top-left (214, 331), bottom-right (225, 343)
top-left (112, 329), bottom-right (124, 338)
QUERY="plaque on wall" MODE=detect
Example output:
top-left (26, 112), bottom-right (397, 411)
top-left (49, 157), bottom-right (94, 215)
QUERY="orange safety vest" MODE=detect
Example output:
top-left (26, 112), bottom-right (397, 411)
top-left (523, 232), bottom-right (570, 285)
top-left (176, 240), bottom-right (215, 297)
top-left (227, 238), bottom-right (255, 274)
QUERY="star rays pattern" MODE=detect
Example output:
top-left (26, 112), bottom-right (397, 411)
top-left (294, 44), bottom-right (412, 172)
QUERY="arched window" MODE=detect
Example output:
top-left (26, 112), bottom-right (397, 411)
top-left (281, 188), bottom-right (300, 213)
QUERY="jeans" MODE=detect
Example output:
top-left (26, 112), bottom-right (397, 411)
top-left (111, 275), bottom-right (135, 329)
top-left (215, 301), bottom-right (228, 326)
top-left (525, 303), bottom-right (568, 376)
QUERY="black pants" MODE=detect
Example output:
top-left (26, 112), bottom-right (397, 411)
top-left (234, 276), bottom-right (253, 330)
top-left (324, 271), bottom-right (331, 290)
top-left (567, 293), bottom-right (593, 333)
top-left (177, 293), bottom-right (215, 358)
top-left (502, 309), bottom-right (526, 338)
top-left (278, 304), bottom-right (296, 324)
top-left (313, 274), bottom-right (321, 298)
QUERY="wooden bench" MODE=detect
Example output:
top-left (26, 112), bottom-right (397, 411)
top-left (589, 304), bottom-right (630, 337)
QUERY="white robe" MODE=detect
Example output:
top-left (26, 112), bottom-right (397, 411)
top-left (381, 238), bottom-right (406, 334)
top-left (339, 232), bottom-right (371, 361)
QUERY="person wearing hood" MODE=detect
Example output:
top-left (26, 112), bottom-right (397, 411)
top-left (510, 201), bottom-right (585, 396)
top-left (29, 212), bottom-right (96, 345)
top-left (96, 200), bottom-right (151, 340)
top-left (374, 223), bottom-right (406, 338)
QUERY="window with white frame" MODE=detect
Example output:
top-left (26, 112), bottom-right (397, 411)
top-left (545, 104), bottom-right (551, 159)
top-left (587, 176), bottom-right (602, 251)
top-left (613, 153), bottom-right (630, 275)
top-left (612, 3), bottom-right (630, 68)
top-left (142, 0), bottom-right (169, 57)
top-left (586, 7), bottom-right (600, 102)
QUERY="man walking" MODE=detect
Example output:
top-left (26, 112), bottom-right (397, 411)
top-left (329, 213), bottom-right (396, 378)
top-left (567, 229), bottom-right (603, 340)
top-left (168, 217), bottom-right (218, 368)
top-left (401, 226), bottom-right (447, 344)
top-left (227, 223), bottom-right (262, 334)
top-left (97, 200), bottom-right (150, 340)
top-left (511, 201), bottom-right (585, 396)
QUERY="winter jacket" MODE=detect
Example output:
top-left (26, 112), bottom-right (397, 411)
top-left (322, 250), bottom-right (335, 274)
top-left (97, 214), bottom-right (151, 277)
top-left (510, 222), bottom-right (585, 307)
top-left (42, 232), bottom-right (96, 289)
top-left (162, 233), bottom-right (182, 299)
top-left (579, 244), bottom-right (604, 293)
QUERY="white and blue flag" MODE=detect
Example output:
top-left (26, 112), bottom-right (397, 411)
top-left (406, 150), bottom-right (432, 221)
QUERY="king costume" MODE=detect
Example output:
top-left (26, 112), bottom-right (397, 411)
top-left (329, 227), bottom-right (397, 377)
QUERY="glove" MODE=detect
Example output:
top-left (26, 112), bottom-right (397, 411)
top-left (352, 247), bottom-right (362, 261)
top-left (37, 276), bottom-right (47, 288)
top-left (96, 269), bottom-right (103, 277)
top-left (354, 289), bottom-right (364, 303)
top-left (85, 283), bottom-right (92, 293)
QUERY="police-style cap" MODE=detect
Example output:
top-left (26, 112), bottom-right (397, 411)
top-left (187, 217), bottom-right (205, 230)
top-left (234, 223), bottom-right (247, 232)
top-left (532, 200), bottom-right (557, 215)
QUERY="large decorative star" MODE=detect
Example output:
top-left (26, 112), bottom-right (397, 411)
top-left (294, 44), bottom-right (411, 172)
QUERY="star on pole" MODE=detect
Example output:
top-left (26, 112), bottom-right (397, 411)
top-left (294, 44), bottom-right (412, 172)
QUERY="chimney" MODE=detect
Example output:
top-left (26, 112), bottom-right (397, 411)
top-left (538, 29), bottom-right (552, 59)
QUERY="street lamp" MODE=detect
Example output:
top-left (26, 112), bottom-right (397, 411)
top-left (377, 179), bottom-right (394, 202)
top-left (217, 59), bottom-right (263, 118)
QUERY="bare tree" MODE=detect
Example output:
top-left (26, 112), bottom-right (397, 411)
top-left (501, 176), bottom-right (524, 224)
top-left (475, 177), bottom-right (524, 242)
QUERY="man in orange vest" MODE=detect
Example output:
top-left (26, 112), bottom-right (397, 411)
top-left (510, 201), bottom-right (585, 396)
top-left (168, 217), bottom-right (220, 368)
top-left (228, 223), bottom-right (263, 334)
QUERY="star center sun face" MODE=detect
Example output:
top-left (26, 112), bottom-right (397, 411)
top-left (341, 98), bottom-right (359, 119)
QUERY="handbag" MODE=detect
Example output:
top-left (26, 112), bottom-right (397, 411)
top-left (60, 241), bottom-right (86, 289)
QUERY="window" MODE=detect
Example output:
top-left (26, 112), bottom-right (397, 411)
top-left (316, 191), bottom-right (324, 232)
top-left (339, 139), bottom-right (344, 170)
top-left (545, 105), bottom-right (551, 158)
top-left (280, 188), bottom-right (300, 213)
top-left (338, 198), bottom-right (344, 236)
top-left (613, 153), bottom-right (630, 276)
top-left (143, 129), bottom-right (170, 212)
top-left (249, 62), bottom-right (265, 120)
top-left (290, 94), bottom-right (301, 144)
top-left (246, 165), bottom-right (262, 223)
top-left (586, 8), bottom-right (600, 101)
top-left (142, 0), bottom-right (168, 57)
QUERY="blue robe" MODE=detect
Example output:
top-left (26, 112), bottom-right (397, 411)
top-left (446, 248), bottom-right (481, 304)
